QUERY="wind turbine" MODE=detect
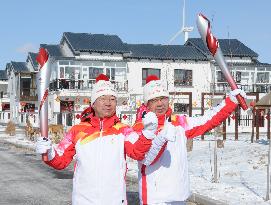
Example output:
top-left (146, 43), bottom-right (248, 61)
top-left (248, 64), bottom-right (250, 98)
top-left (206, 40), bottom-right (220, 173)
top-left (168, 0), bottom-right (193, 44)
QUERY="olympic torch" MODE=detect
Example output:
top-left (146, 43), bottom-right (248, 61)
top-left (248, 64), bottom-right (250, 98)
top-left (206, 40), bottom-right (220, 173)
top-left (197, 13), bottom-right (248, 110)
top-left (36, 48), bottom-right (51, 161)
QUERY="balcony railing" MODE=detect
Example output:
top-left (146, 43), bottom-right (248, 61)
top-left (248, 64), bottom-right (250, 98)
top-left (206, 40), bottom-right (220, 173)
top-left (49, 79), bottom-right (128, 92)
top-left (20, 88), bottom-right (38, 101)
top-left (210, 82), bottom-right (271, 93)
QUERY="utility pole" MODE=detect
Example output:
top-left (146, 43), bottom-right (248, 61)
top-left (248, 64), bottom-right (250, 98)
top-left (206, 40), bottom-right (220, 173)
top-left (211, 64), bottom-right (218, 183)
top-left (266, 108), bottom-right (271, 201)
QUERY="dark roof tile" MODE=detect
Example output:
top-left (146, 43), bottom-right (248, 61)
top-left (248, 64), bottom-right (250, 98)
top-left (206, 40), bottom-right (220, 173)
top-left (186, 38), bottom-right (258, 57)
top-left (40, 44), bottom-right (64, 57)
top-left (10, 61), bottom-right (28, 72)
top-left (63, 32), bottom-right (130, 53)
top-left (0, 70), bottom-right (7, 80)
top-left (126, 44), bottom-right (207, 60)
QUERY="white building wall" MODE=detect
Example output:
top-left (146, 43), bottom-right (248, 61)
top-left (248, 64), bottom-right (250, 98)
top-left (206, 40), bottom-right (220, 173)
top-left (76, 52), bottom-right (124, 61)
top-left (127, 59), bottom-right (211, 115)
top-left (127, 59), bottom-right (172, 95)
top-left (61, 41), bottom-right (74, 57)
top-left (167, 60), bottom-right (211, 106)
top-left (224, 56), bottom-right (252, 63)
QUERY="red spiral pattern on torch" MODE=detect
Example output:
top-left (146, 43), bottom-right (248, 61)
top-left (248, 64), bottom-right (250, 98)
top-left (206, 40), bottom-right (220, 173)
top-left (206, 27), bottom-right (219, 56)
top-left (39, 89), bottom-right (49, 114)
top-left (200, 14), bottom-right (219, 56)
top-left (36, 47), bottom-right (49, 113)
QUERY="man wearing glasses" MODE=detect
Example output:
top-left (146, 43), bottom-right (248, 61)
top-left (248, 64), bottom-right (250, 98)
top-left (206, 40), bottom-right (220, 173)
top-left (36, 74), bottom-right (171, 205)
top-left (133, 75), bottom-right (246, 205)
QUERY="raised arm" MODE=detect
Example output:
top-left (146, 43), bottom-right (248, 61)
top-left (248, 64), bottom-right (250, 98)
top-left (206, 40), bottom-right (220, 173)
top-left (185, 89), bottom-right (246, 139)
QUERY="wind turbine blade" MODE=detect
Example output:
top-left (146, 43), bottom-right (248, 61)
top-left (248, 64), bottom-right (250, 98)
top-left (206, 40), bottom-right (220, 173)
top-left (168, 29), bottom-right (183, 44)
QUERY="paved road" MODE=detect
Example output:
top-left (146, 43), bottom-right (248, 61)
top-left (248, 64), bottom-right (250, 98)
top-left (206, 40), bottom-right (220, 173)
top-left (0, 139), bottom-right (73, 205)
top-left (0, 139), bottom-right (198, 205)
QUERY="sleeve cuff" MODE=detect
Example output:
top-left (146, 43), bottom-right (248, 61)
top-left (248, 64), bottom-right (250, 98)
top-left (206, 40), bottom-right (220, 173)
top-left (142, 130), bottom-right (156, 140)
top-left (47, 147), bottom-right (56, 161)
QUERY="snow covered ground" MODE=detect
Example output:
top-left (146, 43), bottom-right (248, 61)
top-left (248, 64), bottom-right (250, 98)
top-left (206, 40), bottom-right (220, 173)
top-left (127, 134), bottom-right (271, 205)
top-left (188, 134), bottom-right (271, 205)
top-left (2, 125), bottom-right (271, 204)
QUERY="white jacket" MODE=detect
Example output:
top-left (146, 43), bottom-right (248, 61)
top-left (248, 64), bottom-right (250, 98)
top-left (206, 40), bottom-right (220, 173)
top-left (133, 97), bottom-right (237, 204)
top-left (44, 115), bottom-right (166, 205)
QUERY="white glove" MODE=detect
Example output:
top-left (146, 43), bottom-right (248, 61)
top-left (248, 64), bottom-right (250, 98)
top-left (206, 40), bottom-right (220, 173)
top-left (158, 118), bottom-right (176, 142)
top-left (142, 112), bottom-right (158, 139)
top-left (229, 89), bottom-right (247, 104)
top-left (36, 137), bottom-right (55, 160)
top-left (141, 118), bottom-right (175, 166)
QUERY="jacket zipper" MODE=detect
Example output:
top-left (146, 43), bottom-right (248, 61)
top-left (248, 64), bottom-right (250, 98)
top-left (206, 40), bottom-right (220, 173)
top-left (100, 119), bottom-right (103, 132)
top-left (98, 119), bottom-right (103, 204)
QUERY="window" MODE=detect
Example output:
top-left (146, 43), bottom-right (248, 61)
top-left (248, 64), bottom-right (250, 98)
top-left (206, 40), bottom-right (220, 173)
top-left (66, 113), bottom-right (73, 126)
top-left (257, 72), bottom-right (269, 83)
top-left (24, 103), bottom-right (35, 112)
top-left (60, 67), bottom-right (65, 78)
top-left (59, 61), bottom-right (69, 65)
top-left (174, 69), bottom-right (192, 86)
top-left (142, 68), bottom-right (160, 86)
top-left (57, 113), bottom-right (62, 124)
top-left (2, 103), bottom-right (10, 111)
top-left (106, 68), bottom-right (116, 80)
top-left (236, 71), bottom-right (242, 83)
top-left (21, 79), bottom-right (31, 96)
top-left (89, 67), bottom-right (103, 79)
top-left (251, 72), bottom-right (255, 83)
top-left (60, 101), bottom-right (74, 112)
top-left (65, 67), bottom-right (76, 79)
top-left (217, 71), bottom-right (226, 82)
top-left (174, 103), bottom-right (189, 114)
top-left (74, 68), bottom-right (81, 79)
top-left (115, 68), bottom-right (126, 81)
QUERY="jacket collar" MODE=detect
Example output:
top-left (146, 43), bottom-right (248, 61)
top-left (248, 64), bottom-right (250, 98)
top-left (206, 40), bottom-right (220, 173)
top-left (157, 107), bottom-right (172, 126)
top-left (89, 114), bottom-right (120, 130)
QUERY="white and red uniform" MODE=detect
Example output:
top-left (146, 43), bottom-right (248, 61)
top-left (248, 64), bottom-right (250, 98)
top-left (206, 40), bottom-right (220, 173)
top-left (44, 114), bottom-right (152, 205)
top-left (133, 97), bottom-right (237, 205)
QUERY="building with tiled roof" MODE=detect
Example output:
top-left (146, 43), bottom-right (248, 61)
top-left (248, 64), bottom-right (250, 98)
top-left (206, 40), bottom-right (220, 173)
top-left (2, 32), bottom-right (271, 134)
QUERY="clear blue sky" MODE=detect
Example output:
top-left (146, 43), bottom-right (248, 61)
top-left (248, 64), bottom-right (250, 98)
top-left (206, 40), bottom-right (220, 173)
top-left (1, 0), bottom-right (270, 69)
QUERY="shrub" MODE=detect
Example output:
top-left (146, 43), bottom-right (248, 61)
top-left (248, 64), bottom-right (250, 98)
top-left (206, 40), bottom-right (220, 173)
top-left (5, 121), bottom-right (16, 136)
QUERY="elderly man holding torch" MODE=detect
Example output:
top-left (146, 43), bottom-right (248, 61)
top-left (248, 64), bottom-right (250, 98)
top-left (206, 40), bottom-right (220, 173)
top-left (132, 75), bottom-right (246, 205)
top-left (130, 13), bottom-right (248, 205)
top-left (36, 71), bottom-right (172, 205)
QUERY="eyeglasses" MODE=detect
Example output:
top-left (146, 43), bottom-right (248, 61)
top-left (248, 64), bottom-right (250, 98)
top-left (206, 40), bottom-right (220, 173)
top-left (97, 96), bottom-right (117, 104)
top-left (149, 96), bottom-right (169, 103)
